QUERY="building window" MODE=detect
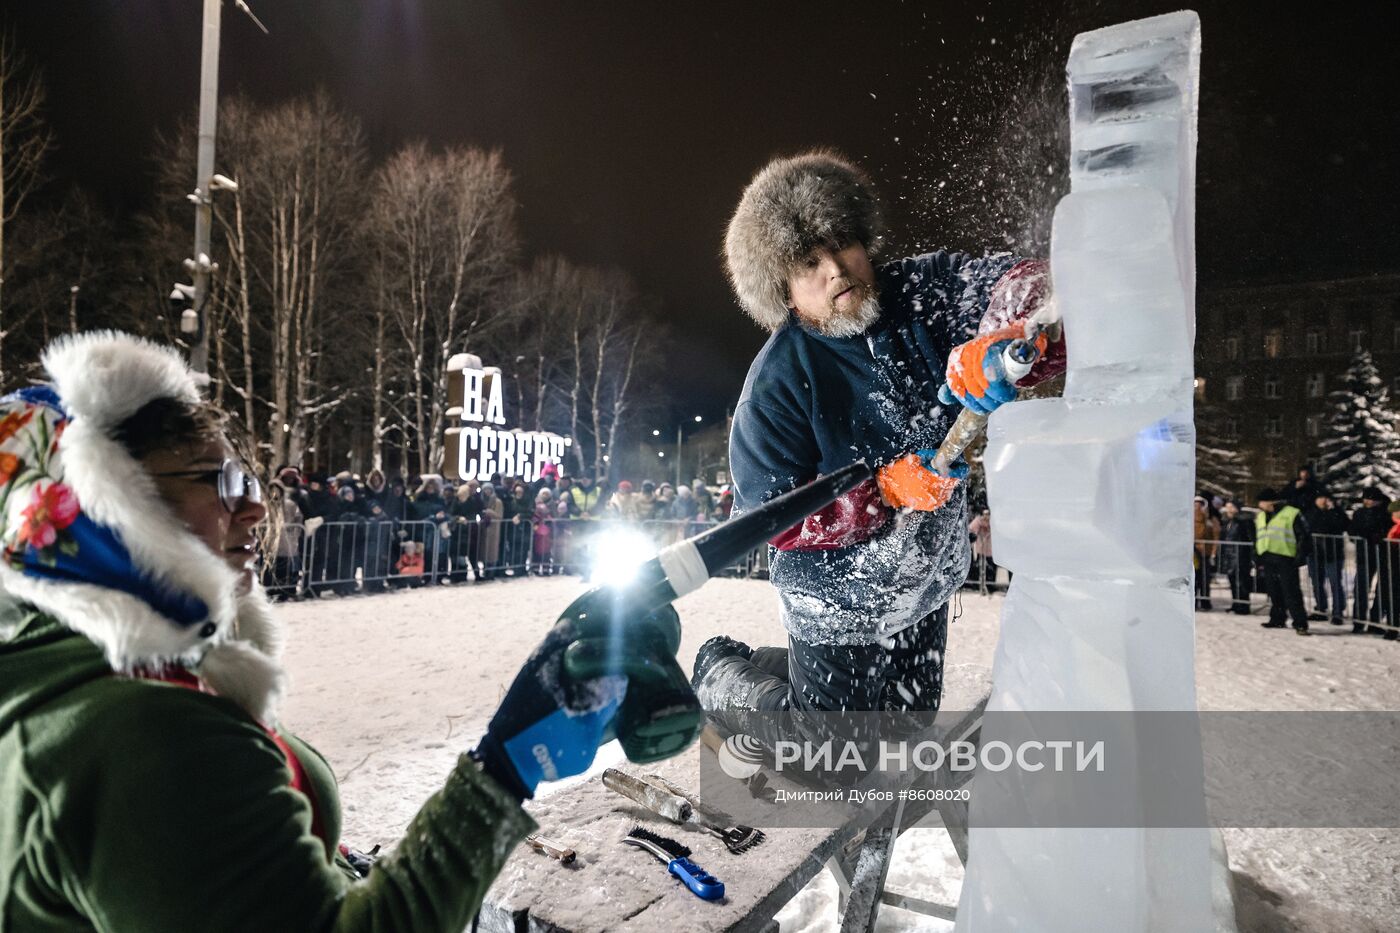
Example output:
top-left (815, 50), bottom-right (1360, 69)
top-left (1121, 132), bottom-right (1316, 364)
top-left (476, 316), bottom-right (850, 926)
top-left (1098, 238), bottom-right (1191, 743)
top-left (1305, 330), bottom-right (1325, 354)
top-left (1349, 329), bottom-right (1366, 352)
top-left (1305, 372), bottom-right (1325, 398)
top-left (1264, 415), bottom-right (1283, 438)
top-left (1194, 378), bottom-right (1207, 401)
top-left (1393, 320), bottom-right (1400, 350)
top-left (1305, 415), bottom-right (1322, 437)
top-left (1224, 418), bottom-right (1239, 439)
top-left (1225, 336), bottom-right (1240, 360)
top-left (1263, 331), bottom-right (1282, 358)
top-left (1264, 377), bottom-right (1282, 400)
top-left (1225, 376), bottom-right (1244, 401)
top-left (1265, 454), bottom-right (1286, 479)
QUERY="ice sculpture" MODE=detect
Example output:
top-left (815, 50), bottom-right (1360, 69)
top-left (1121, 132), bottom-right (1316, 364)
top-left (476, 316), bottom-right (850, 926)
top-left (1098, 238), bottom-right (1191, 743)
top-left (955, 12), bottom-right (1236, 931)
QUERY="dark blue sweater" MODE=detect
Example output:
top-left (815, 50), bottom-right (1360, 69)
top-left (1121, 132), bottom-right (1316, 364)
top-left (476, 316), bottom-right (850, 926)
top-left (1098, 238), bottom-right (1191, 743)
top-left (729, 250), bottom-right (1017, 645)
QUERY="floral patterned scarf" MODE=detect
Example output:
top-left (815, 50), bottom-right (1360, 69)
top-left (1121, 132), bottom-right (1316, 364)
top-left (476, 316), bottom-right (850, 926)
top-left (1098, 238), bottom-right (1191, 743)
top-left (0, 386), bottom-right (209, 628)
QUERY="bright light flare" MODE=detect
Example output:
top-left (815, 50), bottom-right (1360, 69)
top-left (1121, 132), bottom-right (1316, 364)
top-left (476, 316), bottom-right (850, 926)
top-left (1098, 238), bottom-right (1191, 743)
top-left (587, 529), bottom-right (658, 587)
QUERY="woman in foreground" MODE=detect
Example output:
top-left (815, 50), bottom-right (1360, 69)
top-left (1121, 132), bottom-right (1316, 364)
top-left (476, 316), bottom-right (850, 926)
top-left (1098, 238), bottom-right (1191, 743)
top-left (0, 331), bottom-right (679, 931)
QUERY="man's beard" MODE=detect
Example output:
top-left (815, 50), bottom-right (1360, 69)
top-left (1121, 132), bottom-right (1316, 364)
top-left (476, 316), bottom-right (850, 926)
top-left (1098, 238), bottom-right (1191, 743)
top-left (811, 281), bottom-right (881, 338)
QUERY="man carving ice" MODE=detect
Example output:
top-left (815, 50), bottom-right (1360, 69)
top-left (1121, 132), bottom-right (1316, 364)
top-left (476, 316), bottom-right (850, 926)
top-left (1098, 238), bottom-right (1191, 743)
top-left (692, 151), bottom-right (1064, 713)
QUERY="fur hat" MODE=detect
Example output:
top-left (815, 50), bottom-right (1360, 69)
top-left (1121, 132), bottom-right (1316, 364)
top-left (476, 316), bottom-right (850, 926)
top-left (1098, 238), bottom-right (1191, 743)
top-left (0, 332), bottom-right (284, 722)
top-left (724, 150), bottom-right (885, 332)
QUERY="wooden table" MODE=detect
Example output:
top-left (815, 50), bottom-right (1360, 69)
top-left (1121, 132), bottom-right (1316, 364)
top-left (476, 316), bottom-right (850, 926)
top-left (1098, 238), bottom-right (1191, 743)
top-left (479, 664), bottom-right (994, 933)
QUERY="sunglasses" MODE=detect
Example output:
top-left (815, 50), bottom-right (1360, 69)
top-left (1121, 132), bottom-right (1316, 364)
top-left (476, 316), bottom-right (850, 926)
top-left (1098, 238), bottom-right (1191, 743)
top-left (155, 458), bottom-right (263, 513)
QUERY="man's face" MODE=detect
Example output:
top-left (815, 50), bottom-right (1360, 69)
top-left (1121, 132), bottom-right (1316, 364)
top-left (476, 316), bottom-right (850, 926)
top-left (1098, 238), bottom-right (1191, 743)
top-left (1222, 503), bottom-right (1237, 520)
top-left (1315, 495), bottom-right (1332, 510)
top-left (785, 241), bottom-right (879, 337)
top-left (1259, 499), bottom-right (1277, 513)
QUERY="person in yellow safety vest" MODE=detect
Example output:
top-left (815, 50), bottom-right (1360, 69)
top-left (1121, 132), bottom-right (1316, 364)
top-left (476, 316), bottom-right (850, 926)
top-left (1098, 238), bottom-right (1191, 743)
top-left (1253, 486), bottom-right (1313, 635)
top-left (567, 475), bottom-right (604, 518)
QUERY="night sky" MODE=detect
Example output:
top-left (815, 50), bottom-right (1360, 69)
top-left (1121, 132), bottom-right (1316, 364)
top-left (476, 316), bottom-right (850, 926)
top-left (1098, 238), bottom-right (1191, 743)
top-left (6, 0), bottom-right (1399, 416)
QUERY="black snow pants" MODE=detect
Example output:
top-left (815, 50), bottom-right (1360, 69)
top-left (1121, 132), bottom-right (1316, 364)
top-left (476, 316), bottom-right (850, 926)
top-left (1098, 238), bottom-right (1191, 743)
top-left (1259, 554), bottom-right (1308, 630)
top-left (717, 606), bottom-right (948, 714)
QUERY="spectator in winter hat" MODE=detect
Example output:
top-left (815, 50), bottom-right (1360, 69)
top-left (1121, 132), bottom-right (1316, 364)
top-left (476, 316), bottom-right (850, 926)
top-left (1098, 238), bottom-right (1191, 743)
top-left (531, 488), bottom-right (556, 574)
top-left (716, 487), bottom-right (735, 521)
top-left (1285, 465), bottom-right (1322, 511)
top-left (1193, 496), bottom-right (1219, 611)
top-left (609, 480), bottom-right (638, 521)
top-left (1304, 489), bottom-right (1349, 625)
top-left (0, 333), bottom-right (702, 928)
top-left (691, 480), bottom-right (714, 521)
top-left (479, 483), bottom-right (504, 575)
top-left (1217, 501), bottom-right (1256, 615)
top-left (1348, 487), bottom-right (1392, 632)
top-left (696, 150), bottom-right (1066, 715)
top-left (636, 480), bottom-right (659, 522)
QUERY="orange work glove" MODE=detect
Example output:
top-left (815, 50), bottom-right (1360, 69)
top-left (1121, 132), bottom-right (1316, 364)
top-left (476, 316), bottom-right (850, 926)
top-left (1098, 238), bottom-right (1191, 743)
top-left (876, 453), bottom-right (963, 511)
top-left (942, 321), bottom-right (1049, 415)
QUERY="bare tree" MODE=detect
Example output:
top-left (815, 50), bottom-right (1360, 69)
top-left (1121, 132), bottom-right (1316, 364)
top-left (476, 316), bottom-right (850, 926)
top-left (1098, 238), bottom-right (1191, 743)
top-left (369, 143), bottom-right (518, 473)
top-left (0, 31), bottom-right (52, 385)
top-left (220, 93), bottom-right (368, 468)
top-left (501, 256), bottom-right (583, 433)
top-left (552, 266), bottom-right (657, 482)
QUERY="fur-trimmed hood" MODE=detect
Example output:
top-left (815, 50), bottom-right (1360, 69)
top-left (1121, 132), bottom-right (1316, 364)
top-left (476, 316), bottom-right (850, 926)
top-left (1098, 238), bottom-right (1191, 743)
top-left (0, 332), bottom-right (284, 722)
top-left (724, 150), bottom-right (886, 332)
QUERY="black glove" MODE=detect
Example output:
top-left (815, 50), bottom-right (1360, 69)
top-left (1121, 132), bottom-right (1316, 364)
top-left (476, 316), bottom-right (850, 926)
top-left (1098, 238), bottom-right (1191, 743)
top-left (473, 605), bottom-right (682, 801)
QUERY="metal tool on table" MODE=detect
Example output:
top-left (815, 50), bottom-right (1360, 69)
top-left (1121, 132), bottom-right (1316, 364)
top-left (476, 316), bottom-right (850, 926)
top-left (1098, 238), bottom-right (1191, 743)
top-left (602, 768), bottom-right (693, 823)
top-left (603, 768), bottom-right (766, 853)
top-left (623, 826), bottom-right (726, 901)
top-left (642, 773), bottom-right (765, 854)
top-left (928, 309), bottom-right (1062, 477)
top-left (524, 833), bottom-right (577, 865)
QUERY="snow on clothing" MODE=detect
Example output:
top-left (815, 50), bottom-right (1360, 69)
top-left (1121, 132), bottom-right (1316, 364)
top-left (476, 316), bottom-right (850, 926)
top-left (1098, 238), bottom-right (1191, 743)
top-left (729, 251), bottom-right (1060, 646)
top-left (699, 607), bottom-right (947, 713)
top-left (0, 334), bottom-right (533, 930)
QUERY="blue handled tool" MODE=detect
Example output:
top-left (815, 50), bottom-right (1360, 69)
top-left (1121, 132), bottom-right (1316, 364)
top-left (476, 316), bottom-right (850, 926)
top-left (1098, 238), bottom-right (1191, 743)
top-left (624, 826), bottom-right (726, 901)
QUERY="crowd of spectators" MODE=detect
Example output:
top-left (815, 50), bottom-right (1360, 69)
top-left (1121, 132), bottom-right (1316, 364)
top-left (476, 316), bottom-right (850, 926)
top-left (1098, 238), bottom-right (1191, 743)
top-left (1192, 465), bottom-right (1400, 638)
top-left (260, 463), bottom-right (737, 599)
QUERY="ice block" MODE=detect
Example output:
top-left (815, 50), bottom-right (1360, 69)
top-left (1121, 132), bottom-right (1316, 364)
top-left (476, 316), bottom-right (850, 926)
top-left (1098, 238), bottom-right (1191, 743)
top-left (955, 11), bottom-right (1235, 931)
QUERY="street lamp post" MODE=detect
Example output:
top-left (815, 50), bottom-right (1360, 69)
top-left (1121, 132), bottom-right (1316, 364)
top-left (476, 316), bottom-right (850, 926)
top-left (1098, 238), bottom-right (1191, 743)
top-left (663, 415), bottom-right (702, 487)
top-left (186, 0), bottom-right (221, 375)
top-left (185, 0), bottom-right (266, 374)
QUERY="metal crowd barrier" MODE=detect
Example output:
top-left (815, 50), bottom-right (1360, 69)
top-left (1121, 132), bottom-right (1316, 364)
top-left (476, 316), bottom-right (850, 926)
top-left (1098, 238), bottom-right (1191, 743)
top-left (259, 517), bottom-right (1400, 636)
top-left (1193, 534), bottom-right (1400, 634)
top-left (258, 515), bottom-right (771, 598)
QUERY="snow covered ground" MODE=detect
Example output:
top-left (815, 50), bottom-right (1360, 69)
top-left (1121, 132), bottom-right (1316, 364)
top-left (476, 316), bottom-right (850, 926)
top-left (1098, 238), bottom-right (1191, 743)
top-left (277, 576), bottom-right (1399, 932)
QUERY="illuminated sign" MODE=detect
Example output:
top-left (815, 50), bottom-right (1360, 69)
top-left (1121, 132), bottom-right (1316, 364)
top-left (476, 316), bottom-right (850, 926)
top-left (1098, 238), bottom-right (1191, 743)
top-left (443, 353), bottom-right (571, 482)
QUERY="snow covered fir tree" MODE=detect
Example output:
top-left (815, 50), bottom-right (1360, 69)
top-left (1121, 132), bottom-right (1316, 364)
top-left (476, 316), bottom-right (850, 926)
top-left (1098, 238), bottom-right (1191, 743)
top-left (1315, 348), bottom-right (1400, 499)
top-left (1194, 402), bottom-right (1251, 498)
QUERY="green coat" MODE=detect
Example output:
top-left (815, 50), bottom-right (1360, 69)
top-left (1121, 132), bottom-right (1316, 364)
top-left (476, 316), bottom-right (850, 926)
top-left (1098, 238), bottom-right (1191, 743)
top-left (0, 609), bottom-right (535, 932)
